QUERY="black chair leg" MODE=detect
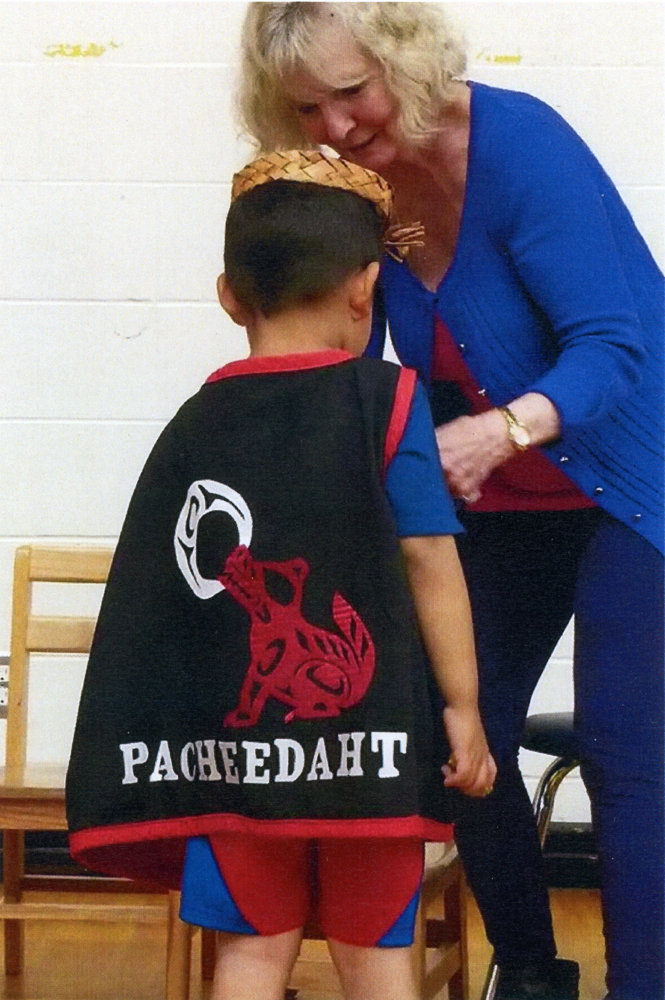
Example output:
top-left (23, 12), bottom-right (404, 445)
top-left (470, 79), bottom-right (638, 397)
top-left (532, 757), bottom-right (580, 848)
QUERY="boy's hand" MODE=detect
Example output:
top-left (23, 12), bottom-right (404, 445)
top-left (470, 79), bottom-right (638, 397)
top-left (441, 705), bottom-right (497, 798)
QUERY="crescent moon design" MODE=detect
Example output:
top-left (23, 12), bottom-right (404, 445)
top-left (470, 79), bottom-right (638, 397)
top-left (174, 479), bottom-right (253, 599)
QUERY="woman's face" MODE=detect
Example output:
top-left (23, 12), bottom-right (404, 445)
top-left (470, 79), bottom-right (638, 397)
top-left (281, 22), bottom-right (401, 173)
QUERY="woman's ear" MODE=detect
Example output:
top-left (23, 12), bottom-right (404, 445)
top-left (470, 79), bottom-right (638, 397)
top-left (217, 274), bottom-right (251, 327)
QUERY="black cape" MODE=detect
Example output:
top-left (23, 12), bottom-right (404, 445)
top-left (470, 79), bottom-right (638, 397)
top-left (67, 352), bottom-right (457, 888)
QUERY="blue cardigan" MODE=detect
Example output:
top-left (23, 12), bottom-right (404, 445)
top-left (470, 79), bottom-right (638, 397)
top-left (369, 82), bottom-right (664, 554)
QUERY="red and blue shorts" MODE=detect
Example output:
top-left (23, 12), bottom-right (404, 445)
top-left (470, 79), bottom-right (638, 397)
top-left (180, 833), bottom-right (424, 948)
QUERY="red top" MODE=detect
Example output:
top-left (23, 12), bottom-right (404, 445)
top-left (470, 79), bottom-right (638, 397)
top-left (432, 318), bottom-right (595, 512)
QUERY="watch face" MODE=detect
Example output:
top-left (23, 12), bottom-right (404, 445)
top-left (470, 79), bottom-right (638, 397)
top-left (512, 425), bottom-right (531, 448)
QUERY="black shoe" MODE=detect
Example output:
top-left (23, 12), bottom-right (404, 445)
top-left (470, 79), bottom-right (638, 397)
top-left (495, 958), bottom-right (580, 1000)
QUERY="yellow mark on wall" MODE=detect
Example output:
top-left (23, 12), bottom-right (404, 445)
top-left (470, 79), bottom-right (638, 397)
top-left (45, 41), bottom-right (121, 58)
top-left (475, 49), bottom-right (523, 65)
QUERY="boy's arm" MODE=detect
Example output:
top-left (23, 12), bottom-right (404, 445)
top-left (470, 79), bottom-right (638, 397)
top-left (400, 533), bottom-right (496, 798)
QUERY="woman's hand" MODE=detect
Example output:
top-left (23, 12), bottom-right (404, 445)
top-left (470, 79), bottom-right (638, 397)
top-left (441, 704), bottom-right (497, 798)
top-left (435, 410), bottom-right (513, 502)
top-left (435, 394), bottom-right (562, 501)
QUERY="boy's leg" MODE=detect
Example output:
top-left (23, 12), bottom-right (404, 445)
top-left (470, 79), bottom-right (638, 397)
top-left (327, 938), bottom-right (419, 1000)
top-left (211, 928), bottom-right (303, 1000)
top-left (318, 837), bottom-right (424, 1000)
top-left (180, 834), bottom-right (310, 1000)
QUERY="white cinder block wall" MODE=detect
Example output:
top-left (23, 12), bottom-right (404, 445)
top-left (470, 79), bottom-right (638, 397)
top-left (1, 2), bottom-right (663, 822)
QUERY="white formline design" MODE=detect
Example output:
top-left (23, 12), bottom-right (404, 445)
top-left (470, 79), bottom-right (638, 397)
top-left (174, 479), bottom-right (253, 599)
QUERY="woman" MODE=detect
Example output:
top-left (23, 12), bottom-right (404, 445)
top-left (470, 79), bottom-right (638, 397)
top-left (237, 5), bottom-right (664, 1000)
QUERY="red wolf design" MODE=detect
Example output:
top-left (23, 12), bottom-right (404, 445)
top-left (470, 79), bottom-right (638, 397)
top-left (220, 545), bottom-right (375, 727)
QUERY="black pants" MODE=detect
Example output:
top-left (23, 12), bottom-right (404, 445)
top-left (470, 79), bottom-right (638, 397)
top-left (454, 510), bottom-right (664, 999)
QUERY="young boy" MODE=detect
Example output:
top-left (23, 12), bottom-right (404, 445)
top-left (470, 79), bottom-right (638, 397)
top-left (67, 151), bottom-right (495, 1000)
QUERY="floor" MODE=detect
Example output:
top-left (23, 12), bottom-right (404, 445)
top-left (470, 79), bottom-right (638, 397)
top-left (0, 887), bottom-right (607, 999)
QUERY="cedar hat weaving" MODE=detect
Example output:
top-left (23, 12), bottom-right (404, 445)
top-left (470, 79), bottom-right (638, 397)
top-left (231, 150), bottom-right (424, 259)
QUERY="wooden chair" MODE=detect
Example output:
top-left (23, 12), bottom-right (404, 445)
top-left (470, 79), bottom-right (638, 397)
top-left (0, 544), bottom-right (185, 995)
top-left (168, 840), bottom-right (469, 1000)
top-left (414, 842), bottom-right (468, 1000)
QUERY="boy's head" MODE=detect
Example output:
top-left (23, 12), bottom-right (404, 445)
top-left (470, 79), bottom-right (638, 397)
top-left (223, 150), bottom-right (391, 318)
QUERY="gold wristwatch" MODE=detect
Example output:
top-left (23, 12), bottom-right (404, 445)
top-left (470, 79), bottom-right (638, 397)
top-left (498, 405), bottom-right (531, 452)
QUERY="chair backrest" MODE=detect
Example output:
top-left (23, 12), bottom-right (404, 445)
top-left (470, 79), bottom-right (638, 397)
top-left (6, 545), bottom-right (113, 770)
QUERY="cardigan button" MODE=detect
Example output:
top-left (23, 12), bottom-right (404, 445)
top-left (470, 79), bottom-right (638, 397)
top-left (478, 387), bottom-right (487, 396)
top-left (458, 343), bottom-right (466, 353)
top-left (559, 455), bottom-right (569, 464)
top-left (593, 486), bottom-right (604, 495)
top-left (633, 513), bottom-right (642, 522)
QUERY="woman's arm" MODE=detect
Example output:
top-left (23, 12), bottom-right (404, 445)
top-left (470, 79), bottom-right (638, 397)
top-left (491, 102), bottom-right (647, 428)
top-left (436, 95), bottom-right (655, 499)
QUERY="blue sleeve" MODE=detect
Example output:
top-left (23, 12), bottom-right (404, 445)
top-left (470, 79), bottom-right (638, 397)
top-left (385, 381), bottom-right (463, 537)
top-left (490, 101), bottom-right (646, 428)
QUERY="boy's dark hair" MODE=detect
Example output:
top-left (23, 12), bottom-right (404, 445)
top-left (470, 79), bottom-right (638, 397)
top-left (224, 180), bottom-right (385, 317)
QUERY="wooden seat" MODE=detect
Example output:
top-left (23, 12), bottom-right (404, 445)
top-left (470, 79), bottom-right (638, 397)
top-left (0, 544), bottom-right (184, 996)
top-left (169, 840), bottom-right (469, 1000)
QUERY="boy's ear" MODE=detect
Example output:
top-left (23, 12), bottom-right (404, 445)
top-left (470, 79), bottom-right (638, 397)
top-left (349, 261), bottom-right (380, 320)
top-left (217, 274), bottom-right (251, 327)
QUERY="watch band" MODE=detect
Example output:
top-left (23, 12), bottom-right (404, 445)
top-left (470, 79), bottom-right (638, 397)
top-left (498, 405), bottom-right (531, 452)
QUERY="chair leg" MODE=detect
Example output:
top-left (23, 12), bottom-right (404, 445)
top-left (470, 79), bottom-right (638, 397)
top-left (480, 961), bottom-right (500, 1000)
top-left (201, 927), bottom-right (217, 981)
top-left (410, 896), bottom-right (427, 995)
top-left (3, 830), bottom-right (25, 976)
top-left (532, 758), bottom-right (579, 848)
top-left (445, 861), bottom-right (468, 1000)
top-left (166, 891), bottom-right (192, 1000)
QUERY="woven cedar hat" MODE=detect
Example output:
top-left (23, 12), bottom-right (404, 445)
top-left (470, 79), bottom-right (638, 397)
top-left (231, 150), bottom-right (424, 258)
top-left (231, 149), bottom-right (393, 220)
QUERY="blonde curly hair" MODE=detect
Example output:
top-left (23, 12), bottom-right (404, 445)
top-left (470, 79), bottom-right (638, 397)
top-left (238, 3), bottom-right (467, 152)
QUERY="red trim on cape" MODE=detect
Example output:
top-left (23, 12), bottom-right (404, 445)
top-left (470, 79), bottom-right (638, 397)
top-left (206, 350), bottom-right (355, 383)
top-left (69, 813), bottom-right (453, 888)
top-left (383, 366), bottom-right (418, 476)
top-left (70, 812), bottom-right (452, 852)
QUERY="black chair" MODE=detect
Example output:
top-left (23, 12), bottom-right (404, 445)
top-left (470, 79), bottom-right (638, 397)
top-left (480, 712), bottom-right (581, 1000)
